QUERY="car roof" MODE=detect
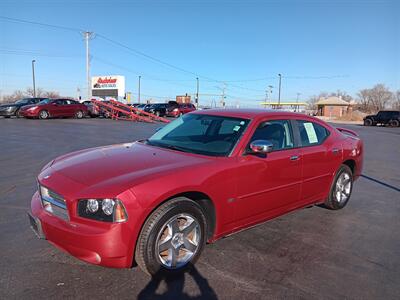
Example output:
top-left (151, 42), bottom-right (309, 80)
top-left (193, 108), bottom-right (310, 119)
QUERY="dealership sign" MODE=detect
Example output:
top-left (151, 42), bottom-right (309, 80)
top-left (91, 75), bottom-right (125, 98)
top-left (92, 75), bottom-right (125, 89)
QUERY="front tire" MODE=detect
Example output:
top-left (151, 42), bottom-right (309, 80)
top-left (325, 165), bottom-right (353, 210)
top-left (39, 110), bottom-right (49, 119)
top-left (135, 197), bottom-right (207, 275)
top-left (389, 120), bottom-right (399, 127)
top-left (363, 118), bottom-right (373, 126)
top-left (75, 110), bottom-right (84, 119)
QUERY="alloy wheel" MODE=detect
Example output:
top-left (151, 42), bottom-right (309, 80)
top-left (335, 172), bottom-right (352, 203)
top-left (39, 111), bottom-right (48, 119)
top-left (76, 110), bottom-right (83, 119)
top-left (156, 213), bottom-right (201, 269)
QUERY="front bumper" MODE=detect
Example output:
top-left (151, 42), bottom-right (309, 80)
top-left (167, 111), bottom-right (179, 117)
top-left (29, 191), bottom-right (134, 268)
top-left (0, 110), bottom-right (16, 116)
top-left (20, 110), bottom-right (39, 117)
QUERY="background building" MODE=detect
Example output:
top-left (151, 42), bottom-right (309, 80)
top-left (91, 75), bottom-right (125, 100)
top-left (176, 94), bottom-right (191, 103)
top-left (316, 96), bottom-right (353, 118)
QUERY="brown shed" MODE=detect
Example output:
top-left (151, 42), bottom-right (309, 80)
top-left (316, 96), bottom-right (352, 118)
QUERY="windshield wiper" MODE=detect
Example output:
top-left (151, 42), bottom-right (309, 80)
top-left (147, 140), bottom-right (193, 153)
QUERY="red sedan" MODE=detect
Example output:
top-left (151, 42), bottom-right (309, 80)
top-left (20, 98), bottom-right (88, 119)
top-left (28, 109), bottom-right (363, 275)
top-left (167, 102), bottom-right (196, 117)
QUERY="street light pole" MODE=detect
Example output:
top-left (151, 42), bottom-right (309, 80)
top-left (31, 60), bottom-right (36, 97)
top-left (196, 77), bottom-right (199, 108)
top-left (278, 74), bottom-right (282, 108)
top-left (83, 31), bottom-right (93, 101)
top-left (138, 75), bottom-right (141, 104)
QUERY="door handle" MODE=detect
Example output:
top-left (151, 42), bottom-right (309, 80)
top-left (290, 155), bottom-right (300, 161)
top-left (332, 148), bottom-right (340, 155)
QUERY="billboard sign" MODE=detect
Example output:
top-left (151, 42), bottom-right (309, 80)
top-left (91, 75), bottom-right (125, 98)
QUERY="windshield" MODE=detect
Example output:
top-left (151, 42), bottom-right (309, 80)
top-left (15, 98), bottom-right (31, 105)
top-left (147, 114), bottom-right (249, 157)
top-left (38, 98), bottom-right (51, 105)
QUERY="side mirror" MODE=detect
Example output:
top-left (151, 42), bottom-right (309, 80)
top-left (249, 140), bottom-right (274, 154)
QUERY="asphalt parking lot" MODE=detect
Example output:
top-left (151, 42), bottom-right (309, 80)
top-left (0, 117), bottom-right (399, 299)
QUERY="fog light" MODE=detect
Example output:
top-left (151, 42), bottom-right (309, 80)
top-left (102, 199), bottom-right (115, 215)
top-left (87, 199), bottom-right (99, 213)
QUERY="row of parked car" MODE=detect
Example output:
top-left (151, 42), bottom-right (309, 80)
top-left (131, 101), bottom-right (196, 117)
top-left (0, 98), bottom-right (197, 119)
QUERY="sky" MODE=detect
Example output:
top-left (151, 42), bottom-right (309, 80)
top-left (0, 0), bottom-right (399, 107)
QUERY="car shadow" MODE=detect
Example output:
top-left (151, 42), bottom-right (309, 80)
top-left (137, 264), bottom-right (218, 300)
top-left (361, 174), bottom-right (400, 192)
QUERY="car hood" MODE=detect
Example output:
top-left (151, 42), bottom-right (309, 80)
top-left (39, 142), bottom-right (212, 196)
top-left (0, 103), bottom-right (19, 108)
top-left (364, 114), bottom-right (375, 118)
top-left (20, 104), bottom-right (38, 110)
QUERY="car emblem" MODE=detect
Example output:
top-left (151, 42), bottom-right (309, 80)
top-left (43, 174), bottom-right (51, 179)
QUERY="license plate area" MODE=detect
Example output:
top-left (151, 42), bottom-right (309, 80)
top-left (27, 213), bottom-right (45, 239)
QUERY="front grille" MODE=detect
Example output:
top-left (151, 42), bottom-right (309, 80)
top-left (39, 184), bottom-right (69, 221)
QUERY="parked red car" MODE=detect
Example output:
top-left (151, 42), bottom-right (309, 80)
top-left (28, 109), bottom-right (363, 275)
top-left (19, 98), bottom-right (88, 119)
top-left (167, 102), bottom-right (196, 117)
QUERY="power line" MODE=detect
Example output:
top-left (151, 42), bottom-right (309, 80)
top-left (0, 16), bottom-right (83, 32)
top-left (0, 48), bottom-right (83, 58)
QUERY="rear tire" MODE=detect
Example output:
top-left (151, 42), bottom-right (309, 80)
top-left (135, 197), bottom-right (207, 276)
top-left (39, 110), bottom-right (49, 119)
top-left (363, 119), bottom-right (373, 126)
top-left (389, 120), bottom-right (399, 127)
top-left (325, 165), bottom-right (353, 210)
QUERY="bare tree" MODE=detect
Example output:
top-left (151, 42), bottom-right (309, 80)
top-left (393, 90), bottom-right (400, 110)
top-left (25, 87), bottom-right (44, 97)
top-left (1, 88), bottom-right (62, 103)
top-left (42, 91), bottom-right (60, 98)
top-left (1, 90), bottom-right (25, 103)
top-left (357, 84), bottom-right (393, 112)
top-left (329, 90), bottom-right (353, 102)
top-left (307, 92), bottom-right (329, 110)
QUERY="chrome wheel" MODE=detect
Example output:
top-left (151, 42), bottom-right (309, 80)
top-left (39, 110), bottom-right (48, 119)
top-left (335, 172), bottom-right (352, 203)
top-left (156, 213), bottom-right (201, 269)
top-left (76, 110), bottom-right (83, 118)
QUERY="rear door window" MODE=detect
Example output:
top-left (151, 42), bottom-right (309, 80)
top-left (297, 120), bottom-right (330, 146)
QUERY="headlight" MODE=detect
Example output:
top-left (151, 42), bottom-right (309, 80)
top-left (173, 108), bottom-right (178, 112)
top-left (41, 159), bottom-right (54, 171)
top-left (6, 106), bottom-right (15, 111)
top-left (27, 107), bottom-right (37, 111)
top-left (77, 199), bottom-right (128, 222)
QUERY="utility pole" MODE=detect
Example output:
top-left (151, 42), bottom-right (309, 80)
top-left (83, 31), bottom-right (94, 101)
top-left (221, 83), bottom-right (226, 108)
top-left (296, 92), bottom-right (301, 112)
top-left (264, 89), bottom-right (268, 109)
top-left (268, 85), bottom-right (273, 108)
top-left (138, 75), bottom-right (141, 104)
top-left (31, 60), bottom-right (36, 97)
top-left (278, 74), bottom-right (282, 108)
top-left (195, 77), bottom-right (199, 108)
